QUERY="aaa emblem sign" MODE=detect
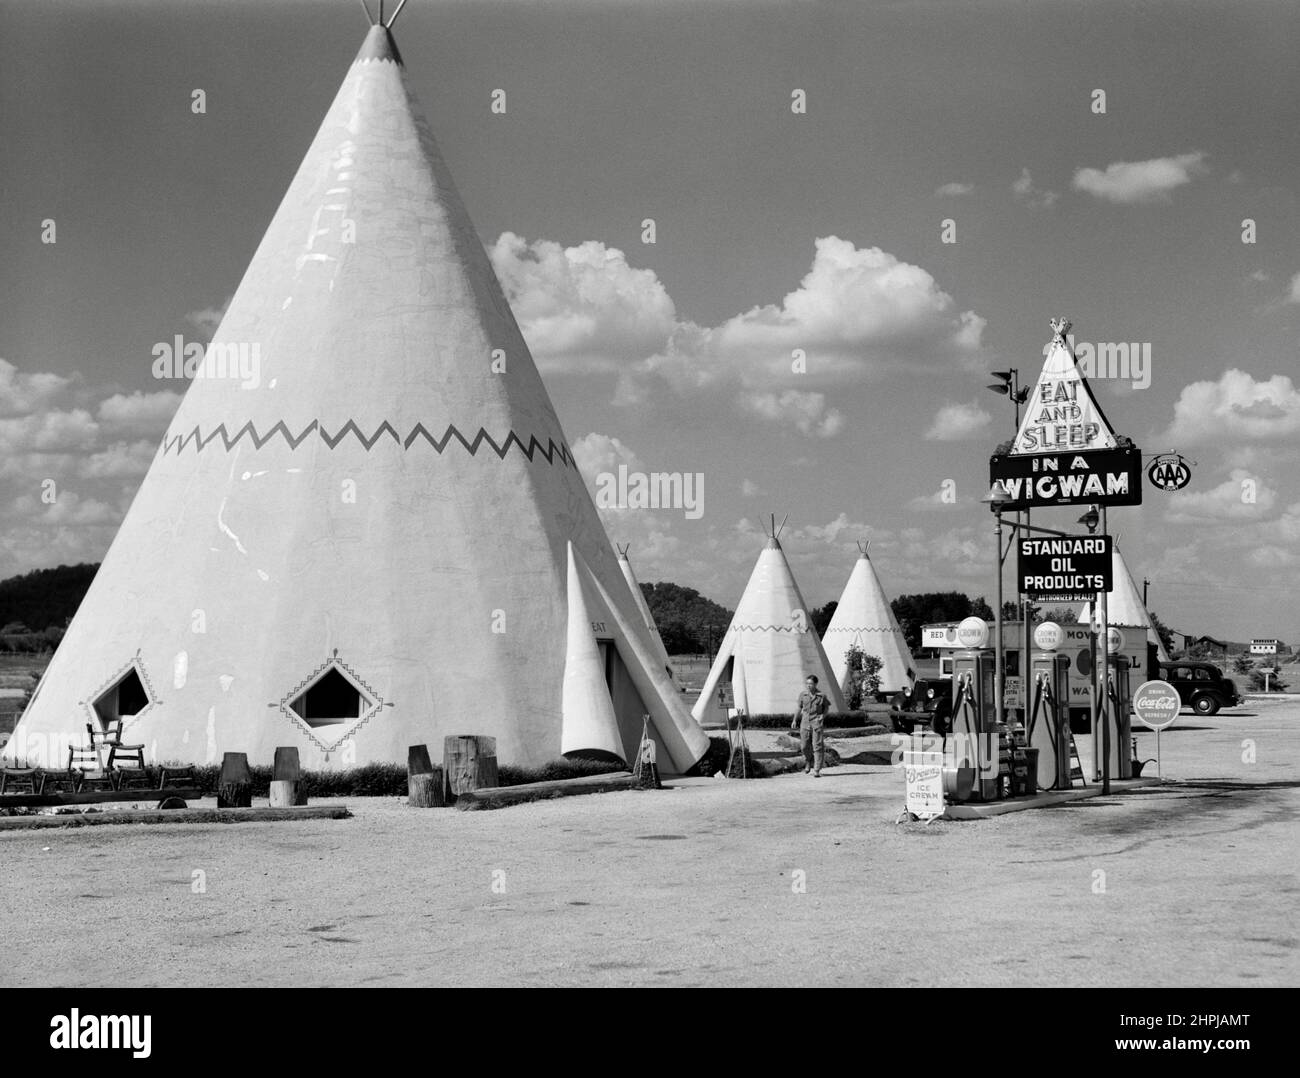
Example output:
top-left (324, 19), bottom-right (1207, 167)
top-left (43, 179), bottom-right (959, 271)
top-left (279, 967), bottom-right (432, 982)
top-left (989, 446), bottom-right (1143, 509)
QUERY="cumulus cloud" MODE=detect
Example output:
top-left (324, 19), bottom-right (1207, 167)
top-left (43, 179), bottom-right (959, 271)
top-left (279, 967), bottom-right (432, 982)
top-left (79, 440), bottom-right (158, 480)
top-left (924, 401), bottom-right (992, 441)
top-left (935, 182), bottom-right (974, 197)
top-left (0, 359), bottom-right (73, 418)
top-left (1164, 469), bottom-right (1277, 524)
top-left (97, 391), bottom-right (183, 434)
top-left (1012, 168), bottom-right (1058, 209)
top-left (490, 234), bottom-right (676, 373)
top-left (738, 390), bottom-right (845, 438)
top-left (616, 236), bottom-right (986, 423)
top-left (1163, 369), bottom-right (1300, 443)
top-left (571, 432), bottom-right (645, 488)
top-left (741, 478), bottom-right (763, 498)
top-left (0, 409), bottom-right (99, 454)
top-left (1071, 151), bottom-right (1208, 204)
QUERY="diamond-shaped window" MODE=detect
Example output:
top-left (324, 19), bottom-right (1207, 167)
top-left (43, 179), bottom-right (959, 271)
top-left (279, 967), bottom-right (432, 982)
top-left (92, 667), bottom-right (151, 730)
top-left (288, 666), bottom-right (372, 729)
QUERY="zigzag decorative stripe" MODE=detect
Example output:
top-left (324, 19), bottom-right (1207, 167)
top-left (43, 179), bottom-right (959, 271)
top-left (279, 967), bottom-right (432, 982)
top-left (727, 624), bottom-right (810, 633)
top-left (824, 627), bottom-right (906, 634)
top-left (160, 421), bottom-right (577, 468)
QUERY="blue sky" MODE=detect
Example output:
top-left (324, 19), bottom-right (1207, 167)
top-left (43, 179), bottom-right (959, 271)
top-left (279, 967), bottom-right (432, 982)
top-left (3, 0), bottom-right (1299, 642)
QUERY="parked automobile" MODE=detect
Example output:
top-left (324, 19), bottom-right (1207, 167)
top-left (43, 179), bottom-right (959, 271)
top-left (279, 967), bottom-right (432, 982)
top-left (889, 678), bottom-right (953, 734)
top-left (1157, 661), bottom-right (1241, 715)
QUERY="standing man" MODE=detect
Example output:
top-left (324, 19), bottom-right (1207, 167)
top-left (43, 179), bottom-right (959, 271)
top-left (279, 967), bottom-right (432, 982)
top-left (791, 674), bottom-right (831, 777)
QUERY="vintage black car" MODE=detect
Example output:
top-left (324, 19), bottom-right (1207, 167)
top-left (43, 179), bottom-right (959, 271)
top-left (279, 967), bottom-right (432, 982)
top-left (889, 677), bottom-right (954, 734)
top-left (1157, 662), bottom-right (1241, 715)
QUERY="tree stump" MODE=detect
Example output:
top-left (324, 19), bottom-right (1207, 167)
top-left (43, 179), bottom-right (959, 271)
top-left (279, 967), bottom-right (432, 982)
top-left (442, 735), bottom-right (498, 804)
top-left (217, 752), bottom-right (252, 808)
top-left (270, 746), bottom-right (306, 806)
top-left (407, 744), bottom-right (445, 808)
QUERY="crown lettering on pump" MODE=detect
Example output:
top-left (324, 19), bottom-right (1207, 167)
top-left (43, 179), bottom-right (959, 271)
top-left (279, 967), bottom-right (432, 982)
top-left (1049, 316), bottom-right (1072, 342)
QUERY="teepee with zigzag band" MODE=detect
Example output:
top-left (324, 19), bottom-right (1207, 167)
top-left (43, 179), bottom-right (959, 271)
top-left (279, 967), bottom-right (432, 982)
top-left (3, 17), bottom-right (708, 774)
top-left (822, 543), bottom-right (915, 697)
top-left (692, 522), bottom-right (844, 721)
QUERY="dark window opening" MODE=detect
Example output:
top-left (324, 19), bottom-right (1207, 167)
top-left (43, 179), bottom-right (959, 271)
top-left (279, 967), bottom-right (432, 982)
top-left (289, 668), bottom-right (367, 728)
top-left (92, 668), bottom-right (150, 729)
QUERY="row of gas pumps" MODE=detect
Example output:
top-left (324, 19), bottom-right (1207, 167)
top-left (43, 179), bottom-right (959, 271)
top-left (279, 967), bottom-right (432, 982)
top-left (934, 621), bottom-right (1141, 802)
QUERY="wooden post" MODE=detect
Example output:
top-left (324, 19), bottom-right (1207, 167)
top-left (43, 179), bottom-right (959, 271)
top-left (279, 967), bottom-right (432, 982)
top-left (217, 752), bottom-right (252, 808)
top-left (407, 744), bottom-right (445, 808)
top-left (269, 746), bottom-right (306, 807)
top-left (442, 735), bottom-right (498, 803)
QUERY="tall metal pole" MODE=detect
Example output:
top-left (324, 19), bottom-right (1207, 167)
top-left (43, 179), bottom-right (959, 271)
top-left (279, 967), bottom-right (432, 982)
top-left (994, 508), bottom-right (1005, 741)
top-left (1100, 505), bottom-right (1110, 795)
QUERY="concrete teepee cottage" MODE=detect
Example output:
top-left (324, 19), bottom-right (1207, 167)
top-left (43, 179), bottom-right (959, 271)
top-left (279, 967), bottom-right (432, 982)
top-left (692, 523), bottom-right (845, 721)
top-left (3, 16), bottom-right (708, 774)
top-left (822, 543), bottom-right (916, 698)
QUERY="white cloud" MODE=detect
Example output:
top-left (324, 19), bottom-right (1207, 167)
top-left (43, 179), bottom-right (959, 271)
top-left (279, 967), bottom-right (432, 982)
top-left (1163, 369), bottom-right (1300, 443)
top-left (935, 182), bottom-right (973, 197)
top-left (1071, 151), bottom-right (1208, 204)
top-left (924, 401), bottom-right (992, 441)
top-left (1011, 167), bottom-right (1058, 209)
top-left (490, 233), bottom-right (676, 373)
top-left (741, 478), bottom-right (763, 498)
top-left (1164, 469), bottom-right (1277, 524)
top-left (79, 440), bottom-right (158, 480)
top-left (0, 359), bottom-right (73, 418)
top-left (0, 409), bottom-right (99, 454)
top-left (615, 236), bottom-right (987, 432)
top-left (571, 432), bottom-right (644, 488)
top-left (1287, 272), bottom-right (1300, 303)
top-left (97, 391), bottom-right (183, 434)
top-left (1248, 270), bottom-right (1270, 284)
top-left (737, 390), bottom-right (845, 438)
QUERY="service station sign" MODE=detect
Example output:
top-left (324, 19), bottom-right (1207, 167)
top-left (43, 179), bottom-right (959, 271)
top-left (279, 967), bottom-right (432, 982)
top-left (1018, 534), bottom-right (1113, 596)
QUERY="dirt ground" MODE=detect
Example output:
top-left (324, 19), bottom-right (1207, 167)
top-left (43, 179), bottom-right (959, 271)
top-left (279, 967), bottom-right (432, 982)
top-left (2, 698), bottom-right (1297, 987)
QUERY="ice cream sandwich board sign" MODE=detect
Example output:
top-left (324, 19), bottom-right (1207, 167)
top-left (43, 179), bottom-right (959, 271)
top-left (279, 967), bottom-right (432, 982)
top-left (989, 318), bottom-right (1143, 509)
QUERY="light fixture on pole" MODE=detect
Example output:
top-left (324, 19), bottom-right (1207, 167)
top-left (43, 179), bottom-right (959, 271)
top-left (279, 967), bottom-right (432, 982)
top-left (1077, 505), bottom-right (1100, 534)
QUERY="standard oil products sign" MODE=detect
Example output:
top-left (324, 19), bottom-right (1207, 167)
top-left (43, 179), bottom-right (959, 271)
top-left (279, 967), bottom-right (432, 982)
top-left (1019, 535), bottom-right (1113, 596)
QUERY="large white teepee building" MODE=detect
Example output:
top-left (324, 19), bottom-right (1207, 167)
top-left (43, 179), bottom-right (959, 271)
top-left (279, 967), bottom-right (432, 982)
top-left (3, 22), bottom-right (709, 774)
top-left (692, 532), bottom-right (845, 720)
top-left (1078, 544), bottom-right (1171, 662)
top-left (822, 543), bottom-right (916, 697)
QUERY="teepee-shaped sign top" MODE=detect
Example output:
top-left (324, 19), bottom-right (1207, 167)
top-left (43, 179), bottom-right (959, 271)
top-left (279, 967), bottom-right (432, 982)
top-left (1011, 318), bottom-right (1119, 456)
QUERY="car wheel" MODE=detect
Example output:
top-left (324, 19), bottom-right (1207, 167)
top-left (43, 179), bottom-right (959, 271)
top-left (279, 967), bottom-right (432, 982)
top-left (1192, 694), bottom-right (1219, 716)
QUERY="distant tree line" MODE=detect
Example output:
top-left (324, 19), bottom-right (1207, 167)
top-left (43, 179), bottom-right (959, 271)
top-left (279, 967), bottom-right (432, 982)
top-left (0, 563), bottom-right (98, 648)
top-left (639, 581), bottom-right (734, 655)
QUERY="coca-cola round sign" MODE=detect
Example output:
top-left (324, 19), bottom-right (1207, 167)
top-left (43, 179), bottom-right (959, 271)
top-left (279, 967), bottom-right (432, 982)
top-left (1133, 679), bottom-right (1180, 730)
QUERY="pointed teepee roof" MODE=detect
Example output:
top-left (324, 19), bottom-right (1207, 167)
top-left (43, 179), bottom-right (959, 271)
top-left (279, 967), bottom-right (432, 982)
top-left (3, 24), bottom-right (708, 773)
top-left (692, 532), bottom-right (845, 720)
top-left (616, 544), bottom-right (677, 683)
top-left (822, 543), bottom-right (916, 695)
top-left (1078, 544), bottom-right (1170, 662)
top-left (1011, 318), bottom-right (1118, 456)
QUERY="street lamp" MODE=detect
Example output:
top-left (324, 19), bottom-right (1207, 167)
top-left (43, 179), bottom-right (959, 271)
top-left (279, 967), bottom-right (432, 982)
top-left (1077, 505), bottom-right (1100, 534)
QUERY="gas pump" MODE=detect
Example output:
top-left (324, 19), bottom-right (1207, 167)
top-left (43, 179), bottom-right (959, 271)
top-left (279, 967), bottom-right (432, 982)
top-left (949, 642), bottom-right (1000, 802)
top-left (1027, 621), bottom-right (1071, 790)
top-left (1107, 652), bottom-right (1133, 779)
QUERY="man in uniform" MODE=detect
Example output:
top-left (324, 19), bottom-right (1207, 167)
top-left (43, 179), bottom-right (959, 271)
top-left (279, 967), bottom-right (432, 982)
top-left (790, 674), bottom-right (831, 777)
